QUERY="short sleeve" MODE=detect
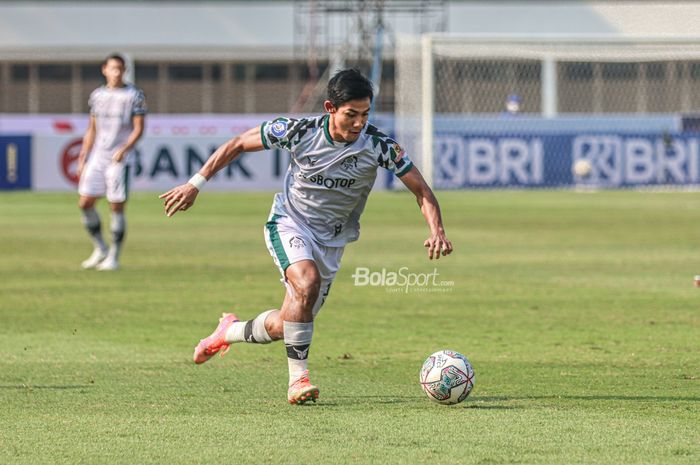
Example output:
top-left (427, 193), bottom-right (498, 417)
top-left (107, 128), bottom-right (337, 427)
top-left (88, 89), bottom-right (98, 115)
top-left (260, 117), bottom-right (307, 151)
top-left (132, 88), bottom-right (147, 116)
top-left (376, 139), bottom-right (414, 177)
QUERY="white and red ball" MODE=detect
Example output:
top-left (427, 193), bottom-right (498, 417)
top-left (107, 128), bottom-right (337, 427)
top-left (420, 350), bottom-right (475, 405)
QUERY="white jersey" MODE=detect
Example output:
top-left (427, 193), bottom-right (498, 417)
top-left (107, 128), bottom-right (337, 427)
top-left (87, 84), bottom-right (147, 164)
top-left (261, 114), bottom-right (414, 247)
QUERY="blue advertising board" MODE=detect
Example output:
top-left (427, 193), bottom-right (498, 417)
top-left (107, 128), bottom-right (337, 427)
top-left (0, 136), bottom-right (31, 190)
top-left (433, 132), bottom-right (700, 189)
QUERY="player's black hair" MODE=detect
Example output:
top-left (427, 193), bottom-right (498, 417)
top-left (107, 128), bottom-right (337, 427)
top-left (103, 53), bottom-right (126, 67)
top-left (327, 69), bottom-right (374, 108)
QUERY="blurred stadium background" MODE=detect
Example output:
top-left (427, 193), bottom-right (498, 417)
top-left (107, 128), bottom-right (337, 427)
top-left (2, 0), bottom-right (700, 191)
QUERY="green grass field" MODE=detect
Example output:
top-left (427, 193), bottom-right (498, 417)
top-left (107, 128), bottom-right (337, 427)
top-left (0, 190), bottom-right (698, 465)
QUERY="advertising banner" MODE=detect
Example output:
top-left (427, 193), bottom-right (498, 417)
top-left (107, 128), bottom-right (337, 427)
top-left (19, 115), bottom-right (700, 190)
top-left (32, 135), bottom-right (391, 192)
top-left (32, 135), bottom-right (289, 192)
top-left (433, 133), bottom-right (700, 189)
top-left (0, 136), bottom-right (31, 190)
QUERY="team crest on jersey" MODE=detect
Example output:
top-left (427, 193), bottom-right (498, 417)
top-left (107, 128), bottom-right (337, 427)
top-left (271, 121), bottom-right (288, 138)
top-left (289, 236), bottom-right (306, 249)
top-left (341, 156), bottom-right (358, 170)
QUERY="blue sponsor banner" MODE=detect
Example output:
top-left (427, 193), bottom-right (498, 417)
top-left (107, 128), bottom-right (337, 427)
top-left (0, 136), bottom-right (31, 190)
top-left (433, 132), bottom-right (700, 189)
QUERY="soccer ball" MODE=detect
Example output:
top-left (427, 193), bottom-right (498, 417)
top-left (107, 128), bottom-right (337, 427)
top-left (573, 159), bottom-right (592, 177)
top-left (420, 350), bottom-right (475, 405)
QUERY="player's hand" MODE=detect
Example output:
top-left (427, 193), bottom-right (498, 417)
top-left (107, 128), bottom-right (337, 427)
top-left (76, 161), bottom-right (85, 179)
top-left (424, 230), bottom-right (453, 260)
top-left (112, 148), bottom-right (126, 163)
top-left (159, 183), bottom-right (199, 217)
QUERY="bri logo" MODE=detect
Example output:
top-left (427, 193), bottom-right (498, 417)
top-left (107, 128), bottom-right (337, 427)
top-left (307, 174), bottom-right (357, 189)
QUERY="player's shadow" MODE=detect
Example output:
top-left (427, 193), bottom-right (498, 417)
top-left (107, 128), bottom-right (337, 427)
top-left (330, 395), bottom-right (417, 405)
top-left (310, 395), bottom-right (425, 407)
top-left (462, 404), bottom-right (519, 410)
top-left (314, 395), bottom-right (522, 409)
top-left (267, 394), bottom-right (700, 408)
top-left (448, 394), bottom-right (700, 410)
top-left (473, 395), bottom-right (699, 403)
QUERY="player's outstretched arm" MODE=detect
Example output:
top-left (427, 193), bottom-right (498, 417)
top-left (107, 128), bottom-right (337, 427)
top-left (159, 126), bottom-right (265, 217)
top-left (400, 166), bottom-right (453, 260)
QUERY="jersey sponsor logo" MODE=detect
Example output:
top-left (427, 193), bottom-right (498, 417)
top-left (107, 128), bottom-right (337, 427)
top-left (270, 121), bottom-right (288, 138)
top-left (341, 155), bottom-right (358, 170)
top-left (306, 174), bottom-right (356, 189)
top-left (289, 236), bottom-right (307, 249)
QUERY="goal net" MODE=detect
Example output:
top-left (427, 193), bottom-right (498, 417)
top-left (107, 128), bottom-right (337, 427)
top-left (395, 34), bottom-right (700, 189)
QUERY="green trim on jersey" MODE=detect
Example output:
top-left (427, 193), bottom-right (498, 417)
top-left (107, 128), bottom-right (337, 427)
top-left (260, 122), bottom-right (270, 150)
top-left (322, 114), bottom-right (334, 145)
top-left (396, 160), bottom-right (414, 177)
top-left (266, 214), bottom-right (290, 270)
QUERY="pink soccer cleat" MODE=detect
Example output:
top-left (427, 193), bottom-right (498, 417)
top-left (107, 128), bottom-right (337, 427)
top-left (287, 370), bottom-right (319, 405)
top-left (193, 313), bottom-right (239, 364)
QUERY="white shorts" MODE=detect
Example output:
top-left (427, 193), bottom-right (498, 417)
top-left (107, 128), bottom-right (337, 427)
top-left (78, 160), bottom-right (130, 203)
top-left (264, 212), bottom-right (345, 317)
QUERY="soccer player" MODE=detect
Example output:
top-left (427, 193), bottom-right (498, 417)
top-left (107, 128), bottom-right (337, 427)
top-left (77, 53), bottom-right (146, 271)
top-left (160, 69), bottom-right (453, 404)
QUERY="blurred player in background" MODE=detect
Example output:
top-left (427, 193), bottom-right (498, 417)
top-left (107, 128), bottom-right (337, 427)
top-left (160, 69), bottom-right (452, 404)
top-left (503, 92), bottom-right (522, 117)
top-left (77, 54), bottom-right (146, 271)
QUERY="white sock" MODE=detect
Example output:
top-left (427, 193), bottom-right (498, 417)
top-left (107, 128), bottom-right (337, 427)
top-left (108, 211), bottom-right (126, 261)
top-left (225, 310), bottom-right (274, 344)
top-left (284, 321), bottom-right (313, 384)
top-left (287, 359), bottom-right (308, 385)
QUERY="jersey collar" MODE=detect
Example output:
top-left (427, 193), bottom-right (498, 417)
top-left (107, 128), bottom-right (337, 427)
top-left (322, 114), bottom-right (334, 145)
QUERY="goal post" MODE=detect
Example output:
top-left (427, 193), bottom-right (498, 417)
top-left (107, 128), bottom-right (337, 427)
top-left (396, 33), bottom-right (700, 190)
top-left (421, 33), bottom-right (434, 189)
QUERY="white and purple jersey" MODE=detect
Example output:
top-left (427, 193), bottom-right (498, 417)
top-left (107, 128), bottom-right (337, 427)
top-left (261, 114), bottom-right (414, 247)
